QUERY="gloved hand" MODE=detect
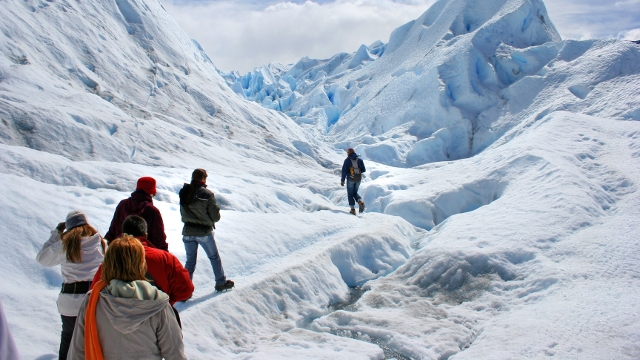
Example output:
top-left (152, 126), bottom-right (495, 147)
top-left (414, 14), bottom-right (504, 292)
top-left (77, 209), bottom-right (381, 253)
top-left (56, 222), bottom-right (66, 234)
top-left (341, 182), bottom-right (344, 187)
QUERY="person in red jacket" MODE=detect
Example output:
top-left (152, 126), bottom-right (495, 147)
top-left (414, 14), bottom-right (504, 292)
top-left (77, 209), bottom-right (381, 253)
top-left (105, 176), bottom-right (169, 251)
top-left (92, 215), bottom-right (193, 306)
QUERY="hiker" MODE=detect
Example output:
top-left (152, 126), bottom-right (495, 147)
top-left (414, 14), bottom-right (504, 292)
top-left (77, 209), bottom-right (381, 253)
top-left (105, 176), bottom-right (169, 251)
top-left (91, 215), bottom-right (194, 306)
top-left (67, 235), bottom-right (186, 360)
top-left (0, 299), bottom-right (19, 360)
top-left (179, 168), bottom-right (234, 292)
top-left (36, 211), bottom-right (105, 360)
top-left (341, 148), bottom-right (366, 215)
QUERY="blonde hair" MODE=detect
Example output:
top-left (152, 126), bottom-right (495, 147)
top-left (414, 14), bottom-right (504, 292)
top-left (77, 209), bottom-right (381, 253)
top-left (101, 235), bottom-right (147, 283)
top-left (61, 224), bottom-right (98, 263)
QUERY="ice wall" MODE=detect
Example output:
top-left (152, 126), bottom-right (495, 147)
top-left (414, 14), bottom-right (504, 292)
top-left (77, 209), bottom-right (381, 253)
top-left (220, 41), bottom-right (386, 135)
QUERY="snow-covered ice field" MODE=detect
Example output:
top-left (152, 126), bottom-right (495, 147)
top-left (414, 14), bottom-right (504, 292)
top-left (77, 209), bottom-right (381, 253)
top-left (0, 0), bottom-right (639, 358)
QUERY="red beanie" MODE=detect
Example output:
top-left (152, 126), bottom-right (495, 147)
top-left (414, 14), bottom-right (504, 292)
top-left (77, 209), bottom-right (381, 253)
top-left (136, 177), bottom-right (157, 195)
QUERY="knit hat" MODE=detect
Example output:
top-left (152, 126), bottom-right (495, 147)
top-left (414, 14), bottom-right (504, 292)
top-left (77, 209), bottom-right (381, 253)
top-left (136, 177), bottom-right (157, 195)
top-left (65, 210), bottom-right (88, 230)
top-left (347, 148), bottom-right (355, 154)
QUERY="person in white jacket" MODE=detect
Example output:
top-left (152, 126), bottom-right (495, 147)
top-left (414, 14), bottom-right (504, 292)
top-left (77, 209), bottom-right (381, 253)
top-left (36, 210), bottom-right (105, 360)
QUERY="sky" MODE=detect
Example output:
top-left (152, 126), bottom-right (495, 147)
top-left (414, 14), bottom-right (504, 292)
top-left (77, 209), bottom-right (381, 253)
top-left (163, 0), bottom-right (640, 74)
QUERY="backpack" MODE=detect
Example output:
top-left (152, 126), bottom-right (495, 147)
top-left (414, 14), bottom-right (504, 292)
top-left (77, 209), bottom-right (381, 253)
top-left (179, 183), bottom-right (196, 205)
top-left (350, 159), bottom-right (362, 182)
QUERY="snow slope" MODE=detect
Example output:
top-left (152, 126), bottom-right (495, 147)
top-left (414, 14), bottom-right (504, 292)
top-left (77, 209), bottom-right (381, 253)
top-left (0, 0), bottom-right (335, 169)
top-left (0, 0), bottom-right (639, 359)
top-left (310, 111), bottom-right (640, 359)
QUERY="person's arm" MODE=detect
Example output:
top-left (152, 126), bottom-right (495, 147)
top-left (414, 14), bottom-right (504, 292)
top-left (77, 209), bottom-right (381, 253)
top-left (166, 255), bottom-right (194, 304)
top-left (0, 299), bottom-right (19, 360)
top-left (156, 304), bottom-right (187, 360)
top-left (359, 159), bottom-right (366, 173)
top-left (36, 229), bottom-right (66, 267)
top-left (147, 209), bottom-right (169, 251)
top-left (207, 194), bottom-right (221, 224)
top-left (104, 203), bottom-right (123, 242)
top-left (341, 159), bottom-right (349, 184)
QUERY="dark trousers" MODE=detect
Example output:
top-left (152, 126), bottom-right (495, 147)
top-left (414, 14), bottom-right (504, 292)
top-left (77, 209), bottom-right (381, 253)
top-left (60, 315), bottom-right (76, 360)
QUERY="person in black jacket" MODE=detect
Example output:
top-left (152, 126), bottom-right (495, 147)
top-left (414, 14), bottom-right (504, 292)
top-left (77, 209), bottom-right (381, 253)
top-left (340, 148), bottom-right (366, 215)
top-left (178, 169), bottom-right (234, 292)
top-left (104, 177), bottom-right (168, 251)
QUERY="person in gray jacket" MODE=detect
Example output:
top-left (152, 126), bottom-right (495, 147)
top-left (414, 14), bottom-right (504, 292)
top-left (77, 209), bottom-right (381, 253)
top-left (67, 235), bottom-right (186, 360)
top-left (178, 168), bottom-right (234, 292)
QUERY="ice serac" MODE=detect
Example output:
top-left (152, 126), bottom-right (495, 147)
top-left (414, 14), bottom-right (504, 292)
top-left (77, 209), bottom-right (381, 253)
top-left (220, 40), bottom-right (386, 134)
top-left (322, 0), bottom-right (563, 167)
top-left (335, 0), bottom-right (639, 167)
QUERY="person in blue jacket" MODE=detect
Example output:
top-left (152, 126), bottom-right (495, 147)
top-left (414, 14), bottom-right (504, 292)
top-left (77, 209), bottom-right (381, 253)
top-left (341, 148), bottom-right (366, 215)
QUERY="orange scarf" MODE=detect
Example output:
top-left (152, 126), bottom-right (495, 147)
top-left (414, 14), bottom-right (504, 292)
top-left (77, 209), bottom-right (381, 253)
top-left (85, 280), bottom-right (106, 360)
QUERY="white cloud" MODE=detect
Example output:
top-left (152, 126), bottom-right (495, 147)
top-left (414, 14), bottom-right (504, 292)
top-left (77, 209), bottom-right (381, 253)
top-left (618, 28), bottom-right (640, 40)
top-left (163, 0), bottom-right (435, 73)
top-left (615, 0), bottom-right (640, 7)
top-left (544, 0), bottom-right (640, 40)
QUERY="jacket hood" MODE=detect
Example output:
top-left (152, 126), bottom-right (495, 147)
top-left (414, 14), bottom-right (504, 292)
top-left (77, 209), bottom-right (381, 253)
top-left (81, 233), bottom-right (103, 252)
top-left (348, 153), bottom-right (359, 160)
top-left (99, 280), bottom-right (169, 334)
top-left (179, 182), bottom-right (208, 205)
top-left (123, 190), bottom-right (154, 215)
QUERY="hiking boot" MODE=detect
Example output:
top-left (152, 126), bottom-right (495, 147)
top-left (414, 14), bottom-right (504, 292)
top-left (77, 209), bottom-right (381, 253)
top-left (215, 280), bottom-right (235, 292)
top-left (349, 208), bottom-right (356, 215)
top-left (358, 201), bottom-right (365, 213)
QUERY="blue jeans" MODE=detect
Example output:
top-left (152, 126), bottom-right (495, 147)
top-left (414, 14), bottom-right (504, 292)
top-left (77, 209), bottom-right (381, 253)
top-left (346, 178), bottom-right (362, 207)
top-left (183, 233), bottom-right (227, 286)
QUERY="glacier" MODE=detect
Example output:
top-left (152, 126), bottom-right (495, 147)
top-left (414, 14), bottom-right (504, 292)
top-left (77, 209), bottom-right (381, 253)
top-left (0, 0), bottom-right (639, 359)
top-left (224, 0), bottom-right (639, 169)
